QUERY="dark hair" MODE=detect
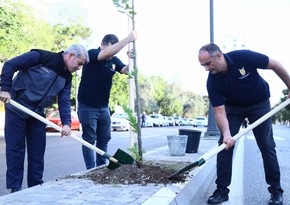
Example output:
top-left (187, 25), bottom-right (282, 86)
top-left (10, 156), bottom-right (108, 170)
top-left (199, 43), bottom-right (222, 55)
top-left (101, 34), bottom-right (119, 46)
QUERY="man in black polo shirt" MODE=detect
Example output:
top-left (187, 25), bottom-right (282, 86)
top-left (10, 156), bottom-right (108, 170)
top-left (198, 43), bottom-right (290, 205)
top-left (77, 31), bottom-right (137, 169)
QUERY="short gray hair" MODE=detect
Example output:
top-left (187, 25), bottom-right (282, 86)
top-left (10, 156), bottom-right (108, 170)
top-left (64, 44), bottom-right (89, 63)
top-left (199, 43), bottom-right (222, 56)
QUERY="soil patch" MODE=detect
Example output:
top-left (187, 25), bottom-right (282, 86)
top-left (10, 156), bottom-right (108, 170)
top-left (67, 160), bottom-right (193, 185)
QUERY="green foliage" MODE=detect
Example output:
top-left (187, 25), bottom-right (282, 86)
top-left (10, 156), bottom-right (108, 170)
top-left (273, 89), bottom-right (290, 124)
top-left (51, 23), bottom-right (92, 51)
top-left (110, 73), bottom-right (209, 117)
top-left (0, 0), bottom-right (92, 62)
top-left (112, 0), bottom-right (137, 16)
top-left (127, 143), bottom-right (145, 162)
top-left (110, 73), bottom-right (129, 111)
top-left (0, 1), bottom-right (38, 61)
top-left (138, 75), bottom-right (208, 117)
top-left (127, 69), bottom-right (138, 79)
top-left (0, 0), bottom-right (92, 110)
top-left (122, 104), bottom-right (138, 133)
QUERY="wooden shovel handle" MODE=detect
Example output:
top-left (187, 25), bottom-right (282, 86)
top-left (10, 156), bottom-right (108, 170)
top-left (201, 98), bottom-right (290, 163)
top-left (9, 99), bottom-right (119, 164)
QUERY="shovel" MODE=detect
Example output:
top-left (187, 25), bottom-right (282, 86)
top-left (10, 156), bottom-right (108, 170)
top-left (168, 98), bottom-right (290, 179)
top-left (9, 99), bottom-right (134, 170)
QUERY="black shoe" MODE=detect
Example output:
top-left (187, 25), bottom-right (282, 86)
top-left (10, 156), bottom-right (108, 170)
top-left (10, 188), bottom-right (21, 193)
top-left (269, 191), bottom-right (283, 205)
top-left (207, 189), bottom-right (229, 204)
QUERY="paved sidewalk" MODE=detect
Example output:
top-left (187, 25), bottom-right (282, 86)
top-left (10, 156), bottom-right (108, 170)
top-left (0, 132), bottom-right (219, 205)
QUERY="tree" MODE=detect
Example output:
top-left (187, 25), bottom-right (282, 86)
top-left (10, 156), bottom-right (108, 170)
top-left (138, 75), bottom-right (208, 117)
top-left (0, 0), bottom-right (92, 62)
top-left (51, 23), bottom-right (91, 51)
top-left (112, 0), bottom-right (143, 166)
top-left (0, 0), bottom-right (53, 61)
top-left (159, 83), bottom-right (183, 116)
top-left (273, 89), bottom-right (290, 124)
top-left (138, 75), bottom-right (156, 113)
top-left (0, 0), bottom-right (92, 111)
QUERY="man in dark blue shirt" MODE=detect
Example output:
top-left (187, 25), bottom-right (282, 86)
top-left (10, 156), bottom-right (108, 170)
top-left (198, 43), bottom-right (290, 205)
top-left (77, 31), bottom-right (137, 169)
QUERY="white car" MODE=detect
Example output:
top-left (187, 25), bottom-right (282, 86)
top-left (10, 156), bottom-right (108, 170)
top-left (166, 116), bottom-right (175, 126)
top-left (192, 116), bottom-right (208, 127)
top-left (111, 113), bottom-right (130, 131)
top-left (144, 115), bottom-right (154, 127)
top-left (163, 116), bottom-right (169, 126)
top-left (188, 118), bottom-right (194, 126)
top-left (173, 116), bottom-right (182, 126)
top-left (150, 114), bottom-right (165, 127)
top-left (181, 118), bottom-right (190, 126)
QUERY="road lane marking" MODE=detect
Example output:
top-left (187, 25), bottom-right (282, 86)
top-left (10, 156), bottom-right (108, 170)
top-left (223, 136), bottom-right (245, 205)
top-left (247, 136), bottom-right (285, 140)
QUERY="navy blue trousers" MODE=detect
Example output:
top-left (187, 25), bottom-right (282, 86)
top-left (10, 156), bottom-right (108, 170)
top-left (5, 106), bottom-right (46, 189)
top-left (216, 99), bottom-right (283, 194)
top-left (78, 103), bottom-right (111, 169)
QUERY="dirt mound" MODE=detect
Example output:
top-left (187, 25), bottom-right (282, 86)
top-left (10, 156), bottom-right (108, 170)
top-left (68, 161), bottom-right (192, 186)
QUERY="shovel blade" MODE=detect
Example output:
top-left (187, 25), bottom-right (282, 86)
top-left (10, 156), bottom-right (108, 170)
top-left (167, 161), bottom-right (199, 179)
top-left (107, 148), bottom-right (134, 170)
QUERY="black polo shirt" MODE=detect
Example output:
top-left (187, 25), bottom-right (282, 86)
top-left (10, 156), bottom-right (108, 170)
top-left (207, 50), bottom-right (270, 107)
top-left (78, 48), bottom-right (125, 107)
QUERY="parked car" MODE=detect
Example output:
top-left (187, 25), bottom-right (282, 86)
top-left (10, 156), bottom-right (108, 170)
top-left (181, 118), bottom-right (190, 126)
top-left (144, 115), bottom-right (154, 127)
top-left (192, 116), bottom-right (208, 127)
top-left (163, 116), bottom-right (169, 127)
top-left (188, 118), bottom-right (194, 126)
top-left (173, 116), bottom-right (182, 126)
top-left (111, 113), bottom-right (130, 131)
top-left (150, 114), bottom-right (165, 127)
top-left (46, 110), bottom-right (81, 131)
top-left (166, 116), bottom-right (175, 126)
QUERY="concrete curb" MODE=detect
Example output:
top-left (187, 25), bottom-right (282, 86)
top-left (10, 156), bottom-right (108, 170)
top-left (169, 155), bottom-right (216, 205)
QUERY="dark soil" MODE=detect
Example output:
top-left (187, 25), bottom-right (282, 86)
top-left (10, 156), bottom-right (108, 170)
top-left (67, 160), bottom-right (192, 186)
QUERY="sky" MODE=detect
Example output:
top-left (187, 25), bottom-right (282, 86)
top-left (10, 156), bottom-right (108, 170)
top-left (43, 0), bottom-right (290, 106)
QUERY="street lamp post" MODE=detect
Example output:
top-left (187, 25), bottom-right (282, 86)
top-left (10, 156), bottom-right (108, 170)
top-left (204, 0), bottom-right (220, 138)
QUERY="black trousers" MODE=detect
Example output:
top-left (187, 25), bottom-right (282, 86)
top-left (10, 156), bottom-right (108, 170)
top-left (215, 99), bottom-right (283, 194)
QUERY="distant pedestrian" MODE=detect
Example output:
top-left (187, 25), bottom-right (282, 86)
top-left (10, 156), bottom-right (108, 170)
top-left (141, 111), bottom-right (147, 127)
